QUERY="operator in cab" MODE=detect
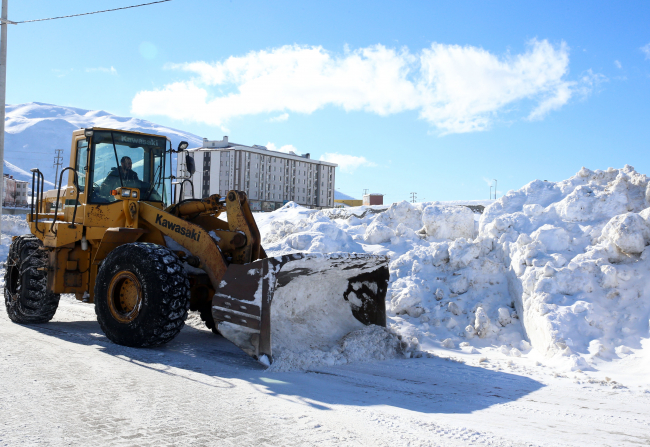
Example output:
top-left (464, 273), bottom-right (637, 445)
top-left (106, 156), bottom-right (140, 188)
top-left (95, 156), bottom-right (141, 201)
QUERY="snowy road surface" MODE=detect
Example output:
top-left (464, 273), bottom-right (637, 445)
top-left (1, 296), bottom-right (649, 446)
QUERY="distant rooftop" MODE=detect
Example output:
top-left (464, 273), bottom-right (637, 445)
top-left (189, 135), bottom-right (337, 167)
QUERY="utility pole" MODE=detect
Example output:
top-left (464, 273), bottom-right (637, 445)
top-left (0, 0), bottom-right (9, 236)
top-left (363, 188), bottom-right (368, 196)
top-left (493, 179), bottom-right (497, 199)
top-left (490, 185), bottom-right (493, 200)
top-left (410, 192), bottom-right (417, 203)
top-left (53, 148), bottom-right (63, 186)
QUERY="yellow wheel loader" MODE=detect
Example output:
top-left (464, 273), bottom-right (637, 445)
top-left (3, 128), bottom-right (389, 365)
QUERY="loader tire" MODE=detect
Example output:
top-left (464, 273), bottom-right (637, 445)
top-left (198, 301), bottom-right (220, 335)
top-left (95, 242), bottom-right (190, 347)
top-left (4, 234), bottom-right (60, 324)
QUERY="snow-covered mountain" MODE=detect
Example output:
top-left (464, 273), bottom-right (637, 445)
top-left (3, 102), bottom-right (202, 186)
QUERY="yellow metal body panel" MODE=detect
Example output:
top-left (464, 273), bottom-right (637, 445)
top-left (225, 191), bottom-right (262, 265)
top-left (139, 202), bottom-right (228, 290)
top-left (92, 227), bottom-right (148, 265)
top-left (47, 245), bottom-right (91, 295)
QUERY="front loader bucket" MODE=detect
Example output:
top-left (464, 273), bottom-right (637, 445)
top-left (212, 253), bottom-right (389, 365)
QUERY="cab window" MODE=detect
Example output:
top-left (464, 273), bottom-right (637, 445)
top-left (75, 139), bottom-right (88, 192)
top-left (89, 131), bottom-right (165, 203)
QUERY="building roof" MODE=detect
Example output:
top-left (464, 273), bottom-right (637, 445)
top-left (187, 137), bottom-right (337, 167)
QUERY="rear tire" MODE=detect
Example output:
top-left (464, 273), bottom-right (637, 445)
top-left (4, 234), bottom-right (60, 323)
top-left (198, 301), bottom-right (221, 335)
top-left (95, 242), bottom-right (190, 347)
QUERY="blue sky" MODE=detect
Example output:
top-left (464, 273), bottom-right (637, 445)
top-left (5, 0), bottom-right (650, 202)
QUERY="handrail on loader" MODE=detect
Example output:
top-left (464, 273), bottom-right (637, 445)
top-left (177, 178), bottom-right (195, 202)
top-left (50, 167), bottom-right (80, 234)
top-left (29, 168), bottom-right (45, 234)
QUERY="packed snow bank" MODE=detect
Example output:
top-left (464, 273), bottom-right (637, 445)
top-left (257, 167), bottom-right (650, 375)
top-left (268, 325), bottom-right (414, 372)
top-left (265, 252), bottom-right (417, 372)
top-left (481, 165), bottom-right (650, 370)
top-left (422, 205), bottom-right (474, 239)
top-left (0, 215), bottom-right (31, 263)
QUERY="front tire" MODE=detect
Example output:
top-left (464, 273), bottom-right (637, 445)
top-left (4, 234), bottom-right (60, 323)
top-left (95, 242), bottom-right (190, 347)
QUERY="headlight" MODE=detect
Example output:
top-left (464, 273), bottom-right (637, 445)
top-left (84, 129), bottom-right (94, 138)
top-left (121, 189), bottom-right (131, 197)
top-left (132, 191), bottom-right (138, 198)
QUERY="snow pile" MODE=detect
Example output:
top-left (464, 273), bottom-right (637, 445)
top-left (422, 205), bottom-right (474, 239)
top-left (264, 209), bottom-right (364, 254)
top-left (269, 325), bottom-right (415, 372)
top-left (264, 252), bottom-right (417, 371)
top-left (0, 215), bottom-right (31, 263)
top-left (257, 166), bottom-right (650, 374)
top-left (483, 165), bottom-right (650, 369)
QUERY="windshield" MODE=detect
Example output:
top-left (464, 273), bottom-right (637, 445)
top-left (89, 131), bottom-right (166, 204)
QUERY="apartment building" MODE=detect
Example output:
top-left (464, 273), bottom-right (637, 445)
top-left (176, 137), bottom-right (337, 211)
top-left (2, 174), bottom-right (29, 207)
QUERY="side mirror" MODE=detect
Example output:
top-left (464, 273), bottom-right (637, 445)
top-left (185, 153), bottom-right (196, 176)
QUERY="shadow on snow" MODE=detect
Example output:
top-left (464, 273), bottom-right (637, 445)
top-left (22, 318), bottom-right (544, 415)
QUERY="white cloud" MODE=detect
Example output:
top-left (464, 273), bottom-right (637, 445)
top-left (266, 142), bottom-right (299, 154)
top-left (319, 153), bottom-right (376, 173)
top-left (614, 60), bottom-right (622, 69)
top-left (268, 113), bottom-right (289, 122)
top-left (86, 66), bottom-right (117, 75)
top-left (132, 40), bottom-right (593, 134)
top-left (528, 82), bottom-right (572, 120)
top-left (642, 43), bottom-right (650, 60)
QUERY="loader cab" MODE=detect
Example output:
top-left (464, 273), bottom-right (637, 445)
top-left (72, 129), bottom-right (171, 206)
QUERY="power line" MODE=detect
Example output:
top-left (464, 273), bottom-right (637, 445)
top-left (53, 149), bottom-right (64, 185)
top-left (13, 0), bottom-right (172, 24)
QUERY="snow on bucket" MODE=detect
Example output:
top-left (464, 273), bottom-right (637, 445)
top-left (212, 253), bottom-right (389, 366)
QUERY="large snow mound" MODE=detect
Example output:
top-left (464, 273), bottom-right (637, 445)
top-left (257, 165), bottom-right (650, 374)
top-left (481, 165), bottom-right (650, 369)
